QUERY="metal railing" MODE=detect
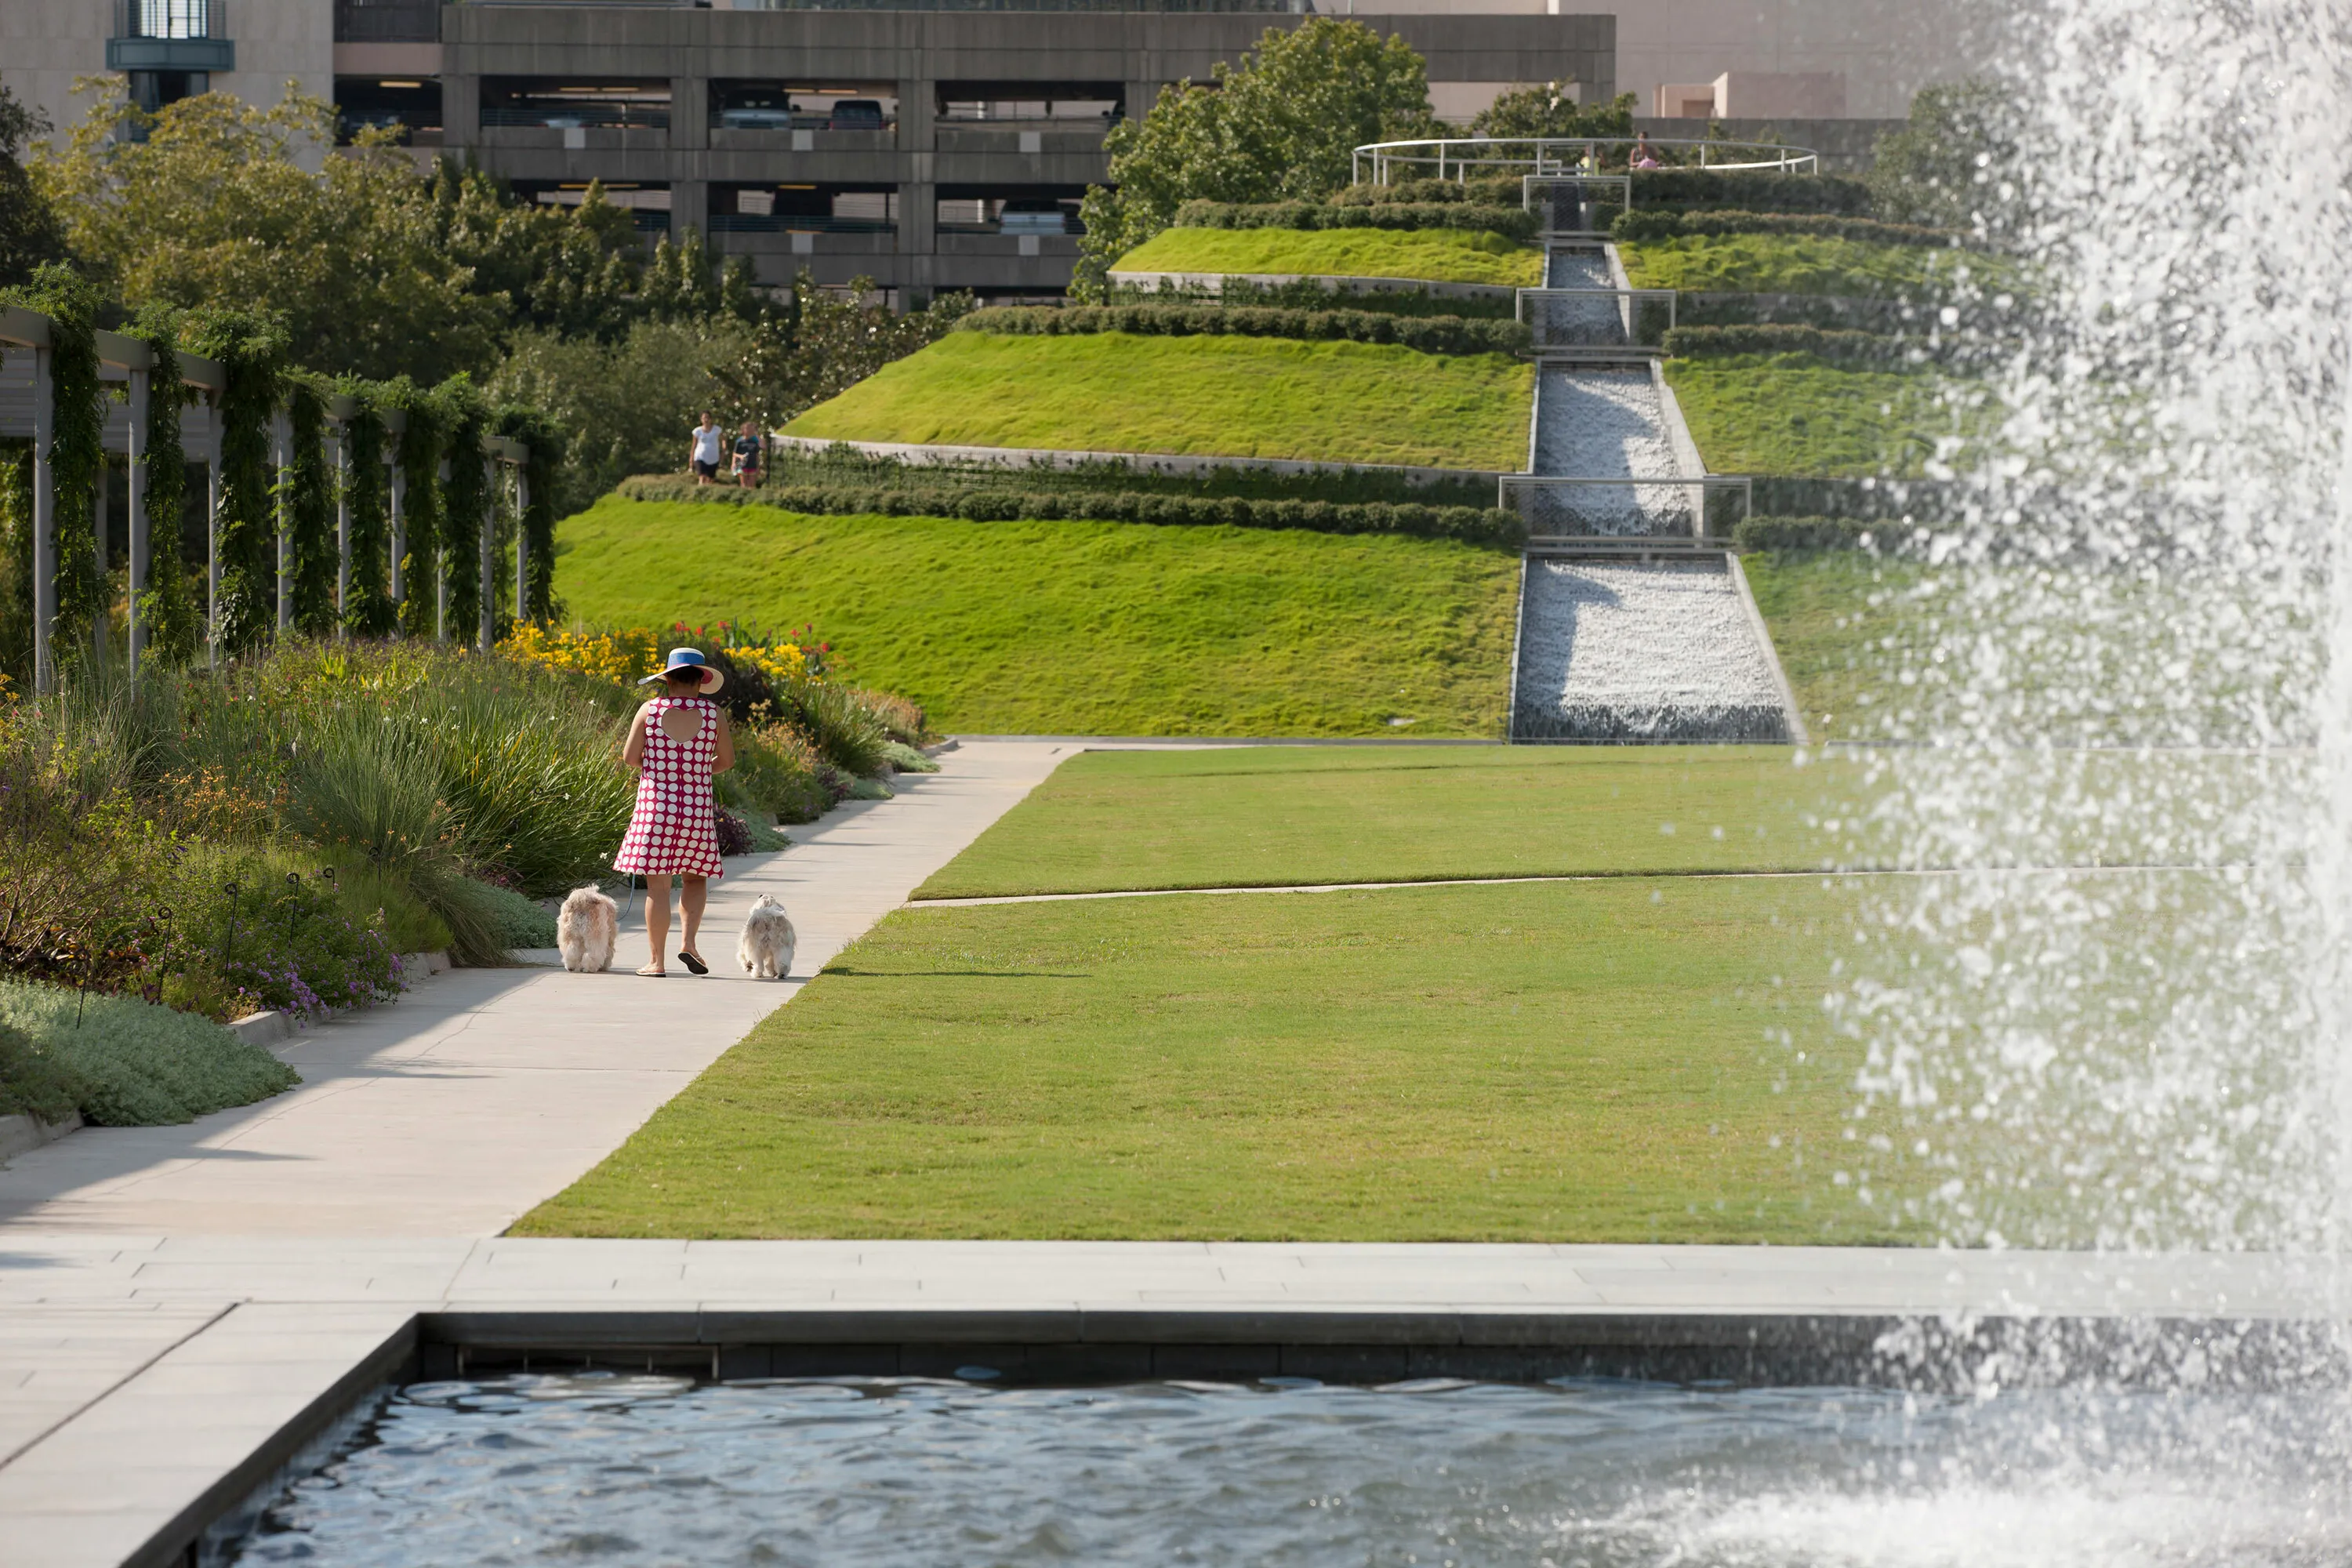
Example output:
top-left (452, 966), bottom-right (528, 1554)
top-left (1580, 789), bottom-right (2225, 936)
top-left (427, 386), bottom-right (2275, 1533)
top-left (1521, 173), bottom-right (1629, 238)
top-left (481, 104), bottom-right (673, 131)
top-left (332, 0), bottom-right (437, 42)
top-left (712, 111), bottom-right (898, 132)
top-left (1354, 136), bottom-right (1820, 187)
top-left (710, 216), bottom-right (896, 234)
top-left (1515, 286), bottom-right (1676, 352)
top-left (118, 0), bottom-right (219, 38)
top-left (1499, 475), bottom-right (1752, 545)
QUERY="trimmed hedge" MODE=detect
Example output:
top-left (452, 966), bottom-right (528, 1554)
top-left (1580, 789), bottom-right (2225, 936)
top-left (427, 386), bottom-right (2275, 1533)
top-left (1106, 276), bottom-right (1520, 321)
top-left (0, 978), bottom-right (299, 1127)
top-left (1628, 170), bottom-right (1876, 215)
top-left (1661, 323), bottom-right (1910, 368)
top-left (1675, 292), bottom-right (1914, 331)
top-left (1749, 477), bottom-right (1958, 520)
top-left (956, 304), bottom-right (1530, 357)
top-left (1329, 177), bottom-right (1524, 209)
top-left (762, 445), bottom-right (1494, 510)
top-left (616, 474), bottom-right (1523, 546)
top-left (1614, 209), bottom-right (1958, 246)
top-left (1174, 199), bottom-right (1538, 241)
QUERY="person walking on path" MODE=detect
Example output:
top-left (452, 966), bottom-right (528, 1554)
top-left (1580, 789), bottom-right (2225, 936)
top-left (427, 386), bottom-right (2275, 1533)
top-left (615, 648), bottom-right (735, 977)
top-left (731, 420), bottom-right (764, 488)
top-left (688, 413), bottom-right (724, 485)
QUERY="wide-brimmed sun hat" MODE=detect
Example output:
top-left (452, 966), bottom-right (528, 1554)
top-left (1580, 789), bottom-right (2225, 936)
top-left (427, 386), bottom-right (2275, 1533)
top-left (638, 646), bottom-right (725, 694)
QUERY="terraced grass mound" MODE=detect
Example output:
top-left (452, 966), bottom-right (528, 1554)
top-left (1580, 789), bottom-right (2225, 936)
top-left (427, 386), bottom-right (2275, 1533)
top-left (1621, 234), bottom-right (2002, 296)
top-left (916, 746), bottom-right (1846, 898)
top-left (1113, 226), bottom-right (1543, 288)
top-left (513, 876), bottom-right (1899, 1243)
top-left (1664, 354), bottom-right (1976, 477)
top-left (553, 499), bottom-right (1519, 736)
top-left (784, 332), bottom-right (1533, 470)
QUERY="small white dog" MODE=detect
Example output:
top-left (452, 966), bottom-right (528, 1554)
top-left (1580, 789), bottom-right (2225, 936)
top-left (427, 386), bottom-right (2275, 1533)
top-left (556, 885), bottom-right (619, 974)
top-left (737, 894), bottom-right (797, 980)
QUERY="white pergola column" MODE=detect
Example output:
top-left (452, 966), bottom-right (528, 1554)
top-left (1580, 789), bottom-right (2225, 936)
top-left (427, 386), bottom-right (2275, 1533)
top-left (477, 453), bottom-right (496, 652)
top-left (334, 425), bottom-right (350, 634)
top-left (30, 344), bottom-right (55, 694)
top-left (126, 367), bottom-right (149, 677)
top-left (273, 408), bottom-right (292, 634)
top-left (205, 394), bottom-right (221, 671)
top-left (514, 466), bottom-right (530, 626)
top-left (387, 433), bottom-right (406, 619)
top-left (434, 456), bottom-right (449, 642)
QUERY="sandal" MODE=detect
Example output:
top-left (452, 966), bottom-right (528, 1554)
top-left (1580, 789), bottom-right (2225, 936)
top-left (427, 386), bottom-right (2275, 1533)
top-left (677, 949), bottom-right (709, 976)
top-left (636, 964), bottom-right (666, 978)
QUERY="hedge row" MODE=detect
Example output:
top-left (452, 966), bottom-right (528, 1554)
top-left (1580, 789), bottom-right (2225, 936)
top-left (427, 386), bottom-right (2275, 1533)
top-left (1661, 323), bottom-right (1910, 367)
top-left (619, 474), bottom-right (1524, 546)
top-left (1675, 292), bottom-right (1913, 331)
top-left (1328, 177), bottom-right (1523, 209)
top-left (1750, 477), bottom-right (1958, 521)
top-left (1174, 199), bottom-right (1538, 241)
top-left (1627, 170), bottom-right (1876, 215)
top-left (956, 304), bottom-right (1530, 357)
top-left (1106, 277), bottom-right (1519, 321)
top-left (1613, 209), bottom-right (1957, 246)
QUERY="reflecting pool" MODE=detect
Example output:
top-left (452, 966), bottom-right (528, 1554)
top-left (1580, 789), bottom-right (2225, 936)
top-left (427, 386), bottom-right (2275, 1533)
top-left (227, 1372), bottom-right (2352, 1567)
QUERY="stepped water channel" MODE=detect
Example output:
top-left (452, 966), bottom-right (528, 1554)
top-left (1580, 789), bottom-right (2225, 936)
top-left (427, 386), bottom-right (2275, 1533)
top-left (1508, 230), bottom-right (1800, 742)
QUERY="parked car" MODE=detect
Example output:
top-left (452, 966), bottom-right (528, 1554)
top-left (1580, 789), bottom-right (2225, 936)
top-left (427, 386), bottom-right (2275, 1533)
top-left (998, 201), bottom-right (1069, 235)
top-left (827, 100), bottom-right (887, 131)
top-left (720, 106), bottom-right (795, 129)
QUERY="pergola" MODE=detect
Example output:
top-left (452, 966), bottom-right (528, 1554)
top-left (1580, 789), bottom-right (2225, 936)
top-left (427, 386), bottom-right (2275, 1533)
top-left (0, 306), bottom-right (535, 693)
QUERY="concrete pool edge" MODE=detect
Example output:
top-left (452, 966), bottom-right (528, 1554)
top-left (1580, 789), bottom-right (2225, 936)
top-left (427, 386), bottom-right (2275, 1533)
top-left (5, 1238), bottom-right (2345, 1568)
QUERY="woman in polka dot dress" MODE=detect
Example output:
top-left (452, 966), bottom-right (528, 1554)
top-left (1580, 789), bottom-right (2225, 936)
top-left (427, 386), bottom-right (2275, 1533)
top-left (615, 648), bottom-right (735, 977)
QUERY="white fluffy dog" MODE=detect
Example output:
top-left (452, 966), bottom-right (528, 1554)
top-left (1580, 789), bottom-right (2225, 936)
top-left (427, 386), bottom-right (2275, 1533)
top-left (737, 894), bottom-right (797, 980)
top-left (557, 885), bottom-right (619, 974)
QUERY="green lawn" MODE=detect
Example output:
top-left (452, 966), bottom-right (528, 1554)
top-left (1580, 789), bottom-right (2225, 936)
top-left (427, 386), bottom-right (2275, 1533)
top-left (1115, 226), bottom-right (1543, 288)
top-left (915, 745), bottom-right (1846, 898)
top-left (514, 877), bottom-right (1904, 1243)
top-left (1741, 551), bottom-right (1935, 742)
top-left (1666, 354), bottom-right (1985, 477)
top-left (785, 332), bottom-right (1534, 470)
top-left (1621, 234), bottom-right (2005, 296)
top-left (554, 499), bottom-right (1519, 735)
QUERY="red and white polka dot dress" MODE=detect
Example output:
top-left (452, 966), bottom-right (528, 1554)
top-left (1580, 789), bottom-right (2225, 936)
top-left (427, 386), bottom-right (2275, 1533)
top-left (613, 694), bottom-right (724, 878)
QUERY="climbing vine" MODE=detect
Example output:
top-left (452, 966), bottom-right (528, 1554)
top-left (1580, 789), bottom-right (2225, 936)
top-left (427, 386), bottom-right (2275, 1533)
top-left (8, 266), bottom-right (107, 669)
top-left (339, 381), bottom-right (395, 638)
top-left (500, 404), bottom-right (564, 625)
top-left (383, 378), bottom-right (443, 641)
top-left (124, 305), bottom-right (200, 668)
top-left (438, 377), bottom-right (490, 644)
top-left (185, 307), bottom-right (286, 656)
top-left (285, 380), bottom-right (336, 637)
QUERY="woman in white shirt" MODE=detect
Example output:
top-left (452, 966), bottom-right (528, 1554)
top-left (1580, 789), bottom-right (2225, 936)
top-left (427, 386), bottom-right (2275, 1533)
top-left (688, 413), bottom-right (724, 485)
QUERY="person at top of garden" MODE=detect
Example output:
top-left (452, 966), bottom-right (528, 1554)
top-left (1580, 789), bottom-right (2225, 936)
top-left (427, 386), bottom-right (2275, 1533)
top-left (615, 648), bottom-right (735, 978)
top-left (1630, 131), bottom-right (1661, 169)
top-left (688, 413), bottom-right (724, 485)
top-left (731, 420), bottom-right (764, 488)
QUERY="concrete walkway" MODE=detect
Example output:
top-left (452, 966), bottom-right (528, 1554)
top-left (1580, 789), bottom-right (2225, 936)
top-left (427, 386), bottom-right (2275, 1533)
top-left (0, 739), bottom-right (1073, 1238)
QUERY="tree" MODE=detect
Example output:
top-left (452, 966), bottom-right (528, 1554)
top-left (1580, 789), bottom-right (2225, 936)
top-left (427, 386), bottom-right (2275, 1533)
top-left (1470, 86), bottom-right (1635, 141)
top-left (428, 165), bottom-right (644, 343)
top-left (1073, 18), bottom-right (1441, 299)
top-left (0, 84), bottom-right (68, 289)
top-left (34, 86), bottom-right (504, 384)
top-left (1867, 81), bottom-right (2017, 231)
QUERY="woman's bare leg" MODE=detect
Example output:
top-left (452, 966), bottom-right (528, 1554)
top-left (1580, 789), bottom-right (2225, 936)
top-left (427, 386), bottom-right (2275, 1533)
top-left (680, 875), bottom-right (708, 960)
top-left (643, 875), bottom-right (671, 971)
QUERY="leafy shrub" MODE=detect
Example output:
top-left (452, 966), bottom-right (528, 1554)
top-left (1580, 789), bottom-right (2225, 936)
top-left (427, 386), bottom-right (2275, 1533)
top-left (1106, 274), bottom-right (1520, 321)
top-left (1673, 293), bottom-right (1914, 331)
top-left (1628, 170), bottom-right (1876, 214)
top-left (1328, 176), bottom-right (1523, 208)
top-left (774, 677), bottom-right (891, 779)
top-left (713, 806), bottom-right (754, 857)
top-left (1173, 199), bottom-right (1538, 241)
top-left (725, 720), bottom-right (835, 825)
top-left (615, 474), bottom-right (1524, 547)
top-left (882, 740), bottom-right (939, 775)
top-left (0, 1018), bottom-right (85, 1123)
top-left (1613, 209), bottom-right (1958, 246)
top-left (1662, 324), bottom-right (1908, 368)
top-left (160, 850), bottom-right (404, 1025)
top-left (852, 688), bottom-right (927, 747)
top-left (1734, 514), bottom-right (1882, 552)
top-left (849, 777), bottom-right (895, 800)
top-left (0, 977), bottom-right (298, 1126)
top-left (956, 304), bottom-right (1530, 357)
